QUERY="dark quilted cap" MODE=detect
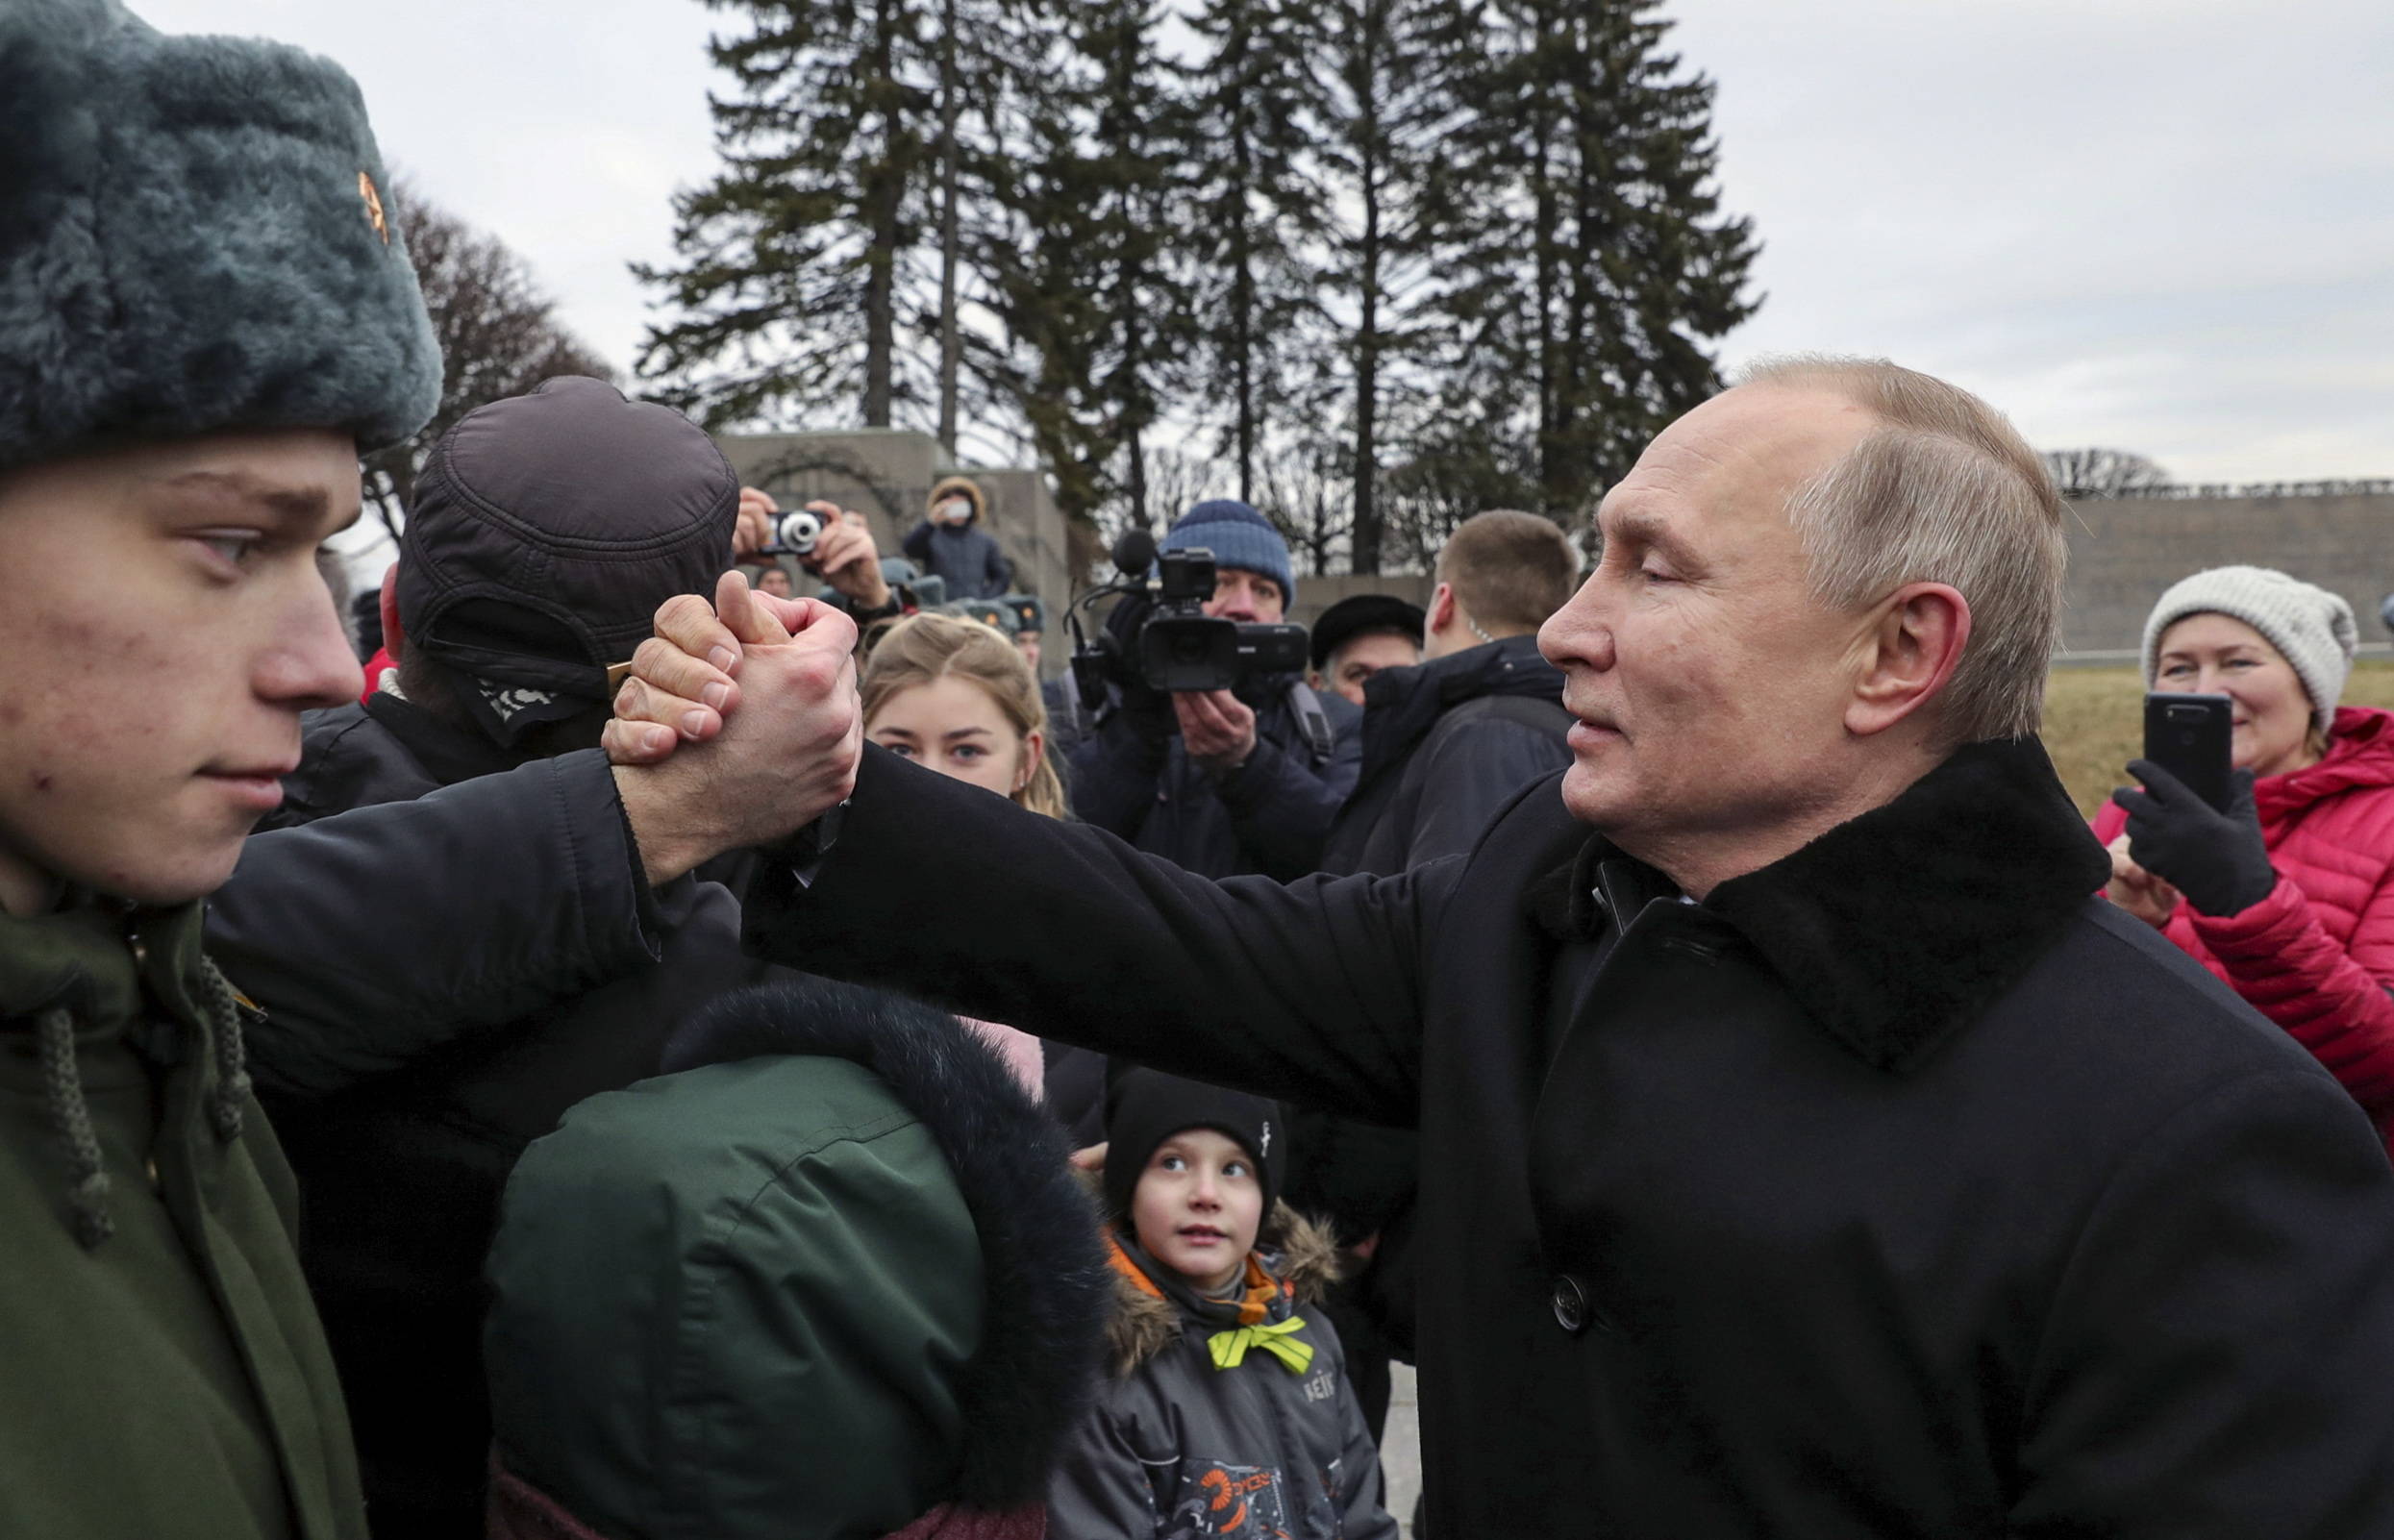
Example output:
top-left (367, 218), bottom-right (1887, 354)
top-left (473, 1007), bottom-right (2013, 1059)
top-left (395, 377), bottom-right (738, 700)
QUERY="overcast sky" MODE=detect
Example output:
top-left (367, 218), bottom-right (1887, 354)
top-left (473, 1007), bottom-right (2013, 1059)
top-left (145, 0), bottom-right (2394, 485)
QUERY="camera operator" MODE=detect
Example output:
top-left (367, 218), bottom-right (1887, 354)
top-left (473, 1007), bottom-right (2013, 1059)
top-left (1070, 500), bottom-right (1360, 881)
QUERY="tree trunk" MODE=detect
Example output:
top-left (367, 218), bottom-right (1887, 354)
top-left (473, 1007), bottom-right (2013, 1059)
top-left (1349, 0), bottom-right (1384, 574)
top-left (862, 0), bottom-right (901, 427)
top-left (937, 0), bottom-right (961, 454)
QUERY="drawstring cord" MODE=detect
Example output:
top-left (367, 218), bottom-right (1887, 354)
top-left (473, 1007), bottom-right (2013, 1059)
top-left (196, 956), bottom-right (249, 1145)
top-left (37, 1006), bottom-right (112, 1250)
top-left (35, 956), bottom-right (249, 1251)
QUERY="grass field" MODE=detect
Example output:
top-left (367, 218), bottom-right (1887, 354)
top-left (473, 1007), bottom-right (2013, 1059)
top-left (2042, 659), bottom-right (2394, 817)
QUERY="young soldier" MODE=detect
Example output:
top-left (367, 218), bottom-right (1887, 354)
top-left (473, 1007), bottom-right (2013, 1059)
top-left (0, 2), bottom-right (438, 1535)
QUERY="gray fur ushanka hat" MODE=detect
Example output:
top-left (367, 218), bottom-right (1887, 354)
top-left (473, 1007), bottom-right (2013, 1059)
top-left (0, 0), bottom-right (441, 471)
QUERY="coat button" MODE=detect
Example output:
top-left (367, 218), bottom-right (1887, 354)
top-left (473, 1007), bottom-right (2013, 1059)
top-left (1551, 1274), bottom-right (1591, 1335)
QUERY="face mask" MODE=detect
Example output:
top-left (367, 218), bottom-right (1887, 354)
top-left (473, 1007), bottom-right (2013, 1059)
top-left (939, 497), bottom-right (972, 524)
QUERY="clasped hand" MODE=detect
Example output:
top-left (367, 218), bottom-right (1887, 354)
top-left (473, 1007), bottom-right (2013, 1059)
top-left (606, 570), bottom-right (862, 853)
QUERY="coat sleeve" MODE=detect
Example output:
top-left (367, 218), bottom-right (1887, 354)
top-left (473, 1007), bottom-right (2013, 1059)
top-left (2188, 874), bottom-right (2394, 1126)
top-left (1401, 717), bottom-right (1572, 871)
top-left (902, 519), bottom-right (934, 564)
top-left (2008, 1066), bottom-right (2394, 1536)
top-left (984, 533), bottom-right (1014, 595)
top-left (1212, 702), bottom-right (1364, 882)
top-left (744, 744), bottom-right (1442, 1126)
top-left (1045, 1397), bottom-right (1170, 1540)
top-left (208, 749), bottom-right (663, 1100)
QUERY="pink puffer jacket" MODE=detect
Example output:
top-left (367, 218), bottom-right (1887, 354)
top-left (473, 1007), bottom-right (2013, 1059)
top-left (2093, 706), bottom-right (2394, 1147)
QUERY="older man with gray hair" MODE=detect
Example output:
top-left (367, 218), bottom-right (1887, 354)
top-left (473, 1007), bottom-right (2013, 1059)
top-left (610, 357), bottom-right (2394, 1538)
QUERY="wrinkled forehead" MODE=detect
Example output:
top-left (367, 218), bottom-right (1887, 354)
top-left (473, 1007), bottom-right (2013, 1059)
top-left (1600, 384), bottom-right (1878, 537)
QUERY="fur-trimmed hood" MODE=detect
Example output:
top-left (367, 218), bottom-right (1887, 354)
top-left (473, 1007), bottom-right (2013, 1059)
top-left (1083, 1165), bottom-right (1342, 1375)
top-left (661, 978), bottom-right (1111, 1506)
top-left (927, 475), bottom-right (987, 525)
top-left (486, 977), bottom-right (1109, 1540)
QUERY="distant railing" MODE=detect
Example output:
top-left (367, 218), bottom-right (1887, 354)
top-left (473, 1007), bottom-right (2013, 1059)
top-left (2079, 479), bottom-right (2394, 501)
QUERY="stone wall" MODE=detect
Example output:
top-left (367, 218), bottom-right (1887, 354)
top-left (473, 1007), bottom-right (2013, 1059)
top-left (1293, 495), bottom-right (2394, 658)
top-left (2060, 493), bottom-right (2394, 656)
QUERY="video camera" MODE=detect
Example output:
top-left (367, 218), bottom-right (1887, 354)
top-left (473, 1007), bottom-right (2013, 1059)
top-left (1067, 532), bottom-right (1309, 704)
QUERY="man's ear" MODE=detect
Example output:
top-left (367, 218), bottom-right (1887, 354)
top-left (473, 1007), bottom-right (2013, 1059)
top-left (1427, 583), bottom-right (1456, 640)
top-left (378, 561), bottom-right (404, 661)
top-left (1845, 582), bottom-right (1971, 738)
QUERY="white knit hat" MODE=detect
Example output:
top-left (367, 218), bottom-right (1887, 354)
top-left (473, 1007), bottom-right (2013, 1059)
top-left (2140, 566), bottom-right (2357, 732)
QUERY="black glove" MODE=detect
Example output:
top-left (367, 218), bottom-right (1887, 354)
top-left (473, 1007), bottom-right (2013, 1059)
top-left (2112, 760), bottom-right (2276, 917)
top-left (1095, 589), bottom-right (1168, 739)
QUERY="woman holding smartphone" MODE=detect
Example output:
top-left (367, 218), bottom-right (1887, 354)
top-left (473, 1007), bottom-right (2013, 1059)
top-left (2098, 565), bottom-right (2394, 1149)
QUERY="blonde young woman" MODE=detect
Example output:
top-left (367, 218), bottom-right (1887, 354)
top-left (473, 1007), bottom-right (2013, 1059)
top-left (861, 611), bottom-right (1067, 818)
top-left (860, 612), bottom-right (1068, 1097)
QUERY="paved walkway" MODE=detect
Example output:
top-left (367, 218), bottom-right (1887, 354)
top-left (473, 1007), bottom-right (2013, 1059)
top-left (1383, 1362), bottom-right (1421, 1535)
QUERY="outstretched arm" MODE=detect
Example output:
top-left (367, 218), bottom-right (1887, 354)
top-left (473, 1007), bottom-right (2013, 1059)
top-left (745, 746), bottom-right (1439, 1124)
top-left (608, 590), bottom-right (1437, 1123)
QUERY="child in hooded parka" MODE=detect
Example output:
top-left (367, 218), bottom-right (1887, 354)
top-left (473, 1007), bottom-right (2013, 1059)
top-left (1048, 1068), bottom-right (1399, 1540)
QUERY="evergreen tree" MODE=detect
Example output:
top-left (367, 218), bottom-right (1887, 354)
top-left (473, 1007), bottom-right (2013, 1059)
top-left (1180, 0), bottom-right (1333, 502)
top-left (984, 0), bottom-right (1196, 532)
top-left (1426, 0), bottom-right (1758, 524)
top-left (1312, 0), bottom-right (1473, 572)
top-left (636, 0), bottom-right (944, 431)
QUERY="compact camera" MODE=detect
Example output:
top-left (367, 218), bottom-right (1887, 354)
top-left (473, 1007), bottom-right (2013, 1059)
top-left (762, 509), bottom-right (825, 565)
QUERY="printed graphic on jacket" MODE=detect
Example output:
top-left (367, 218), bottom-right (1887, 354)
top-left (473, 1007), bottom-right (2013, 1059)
top-left (1165, 1461), bottom-right (1290, 1538)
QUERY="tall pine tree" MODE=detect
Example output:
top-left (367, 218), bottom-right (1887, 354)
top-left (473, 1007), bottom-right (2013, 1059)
top-left (1180, 0), bottom-right (1332, 503)
top-left (1425, 0), bottom-right (1758, 527)
top-left (636, 0), bottom-right (946, 430)
top-left (1312, 0), bottom-right (1473, 572)
top-left (983, 0), bottom-right (1195, 532)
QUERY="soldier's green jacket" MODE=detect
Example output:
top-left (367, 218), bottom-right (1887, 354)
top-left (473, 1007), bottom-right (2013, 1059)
top-left (0, 899), bottom-right (362, 1540)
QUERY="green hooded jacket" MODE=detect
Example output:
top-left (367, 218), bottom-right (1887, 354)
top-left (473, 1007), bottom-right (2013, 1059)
top-left (485, 978), bottom-right (1110, 1540)
top-left (0, 898), bottom-right (365, 1540)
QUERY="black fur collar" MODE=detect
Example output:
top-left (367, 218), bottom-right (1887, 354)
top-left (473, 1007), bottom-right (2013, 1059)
top-left (664, 978), bottom-right (1110, 1509)
top-left (1530, 737), bottom-right (2109, 1074)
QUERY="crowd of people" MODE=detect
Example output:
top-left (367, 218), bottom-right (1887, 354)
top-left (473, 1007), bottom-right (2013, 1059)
top-left (8, 4), bottom-right (2394, 1540)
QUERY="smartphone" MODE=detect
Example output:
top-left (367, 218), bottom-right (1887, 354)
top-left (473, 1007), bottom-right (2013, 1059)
top-left (2142, 692), bottom-right (2234, 811)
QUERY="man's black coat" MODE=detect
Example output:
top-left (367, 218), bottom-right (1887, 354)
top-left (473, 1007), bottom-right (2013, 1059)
top-left (747, 738), bottom-right (2394, 1538)
top-left (240, 695), bottom-right (782, 1537)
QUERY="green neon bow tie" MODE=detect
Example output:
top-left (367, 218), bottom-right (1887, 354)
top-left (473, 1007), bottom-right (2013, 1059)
top-left (1209, 1315), bottom-right (1314, 1375)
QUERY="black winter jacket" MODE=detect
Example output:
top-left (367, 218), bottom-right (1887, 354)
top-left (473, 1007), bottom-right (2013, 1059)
top-left (1322, 633), bottom-right (1571, 879)
top-left (745, 739), bottom-right (2394, 1539)
top-left (903, 518), bottom-right (1013, 600)
top-left (1069, 676), bottom-right (1361, 881)
top-left (1296, 633), bottom-right (1572, 1355)
top-left (1049, 1210), bottom-right (1396, 1540)
top-left (243, 695), bottom-right (783, 1538)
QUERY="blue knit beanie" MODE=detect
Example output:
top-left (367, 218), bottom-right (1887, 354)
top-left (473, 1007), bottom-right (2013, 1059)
top-left (1160, 499), bottom-right (1296, 608)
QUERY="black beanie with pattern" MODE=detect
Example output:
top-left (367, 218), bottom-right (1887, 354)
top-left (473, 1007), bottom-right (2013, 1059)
top-left (1103, 1067), bottom-right (1286, 1222)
